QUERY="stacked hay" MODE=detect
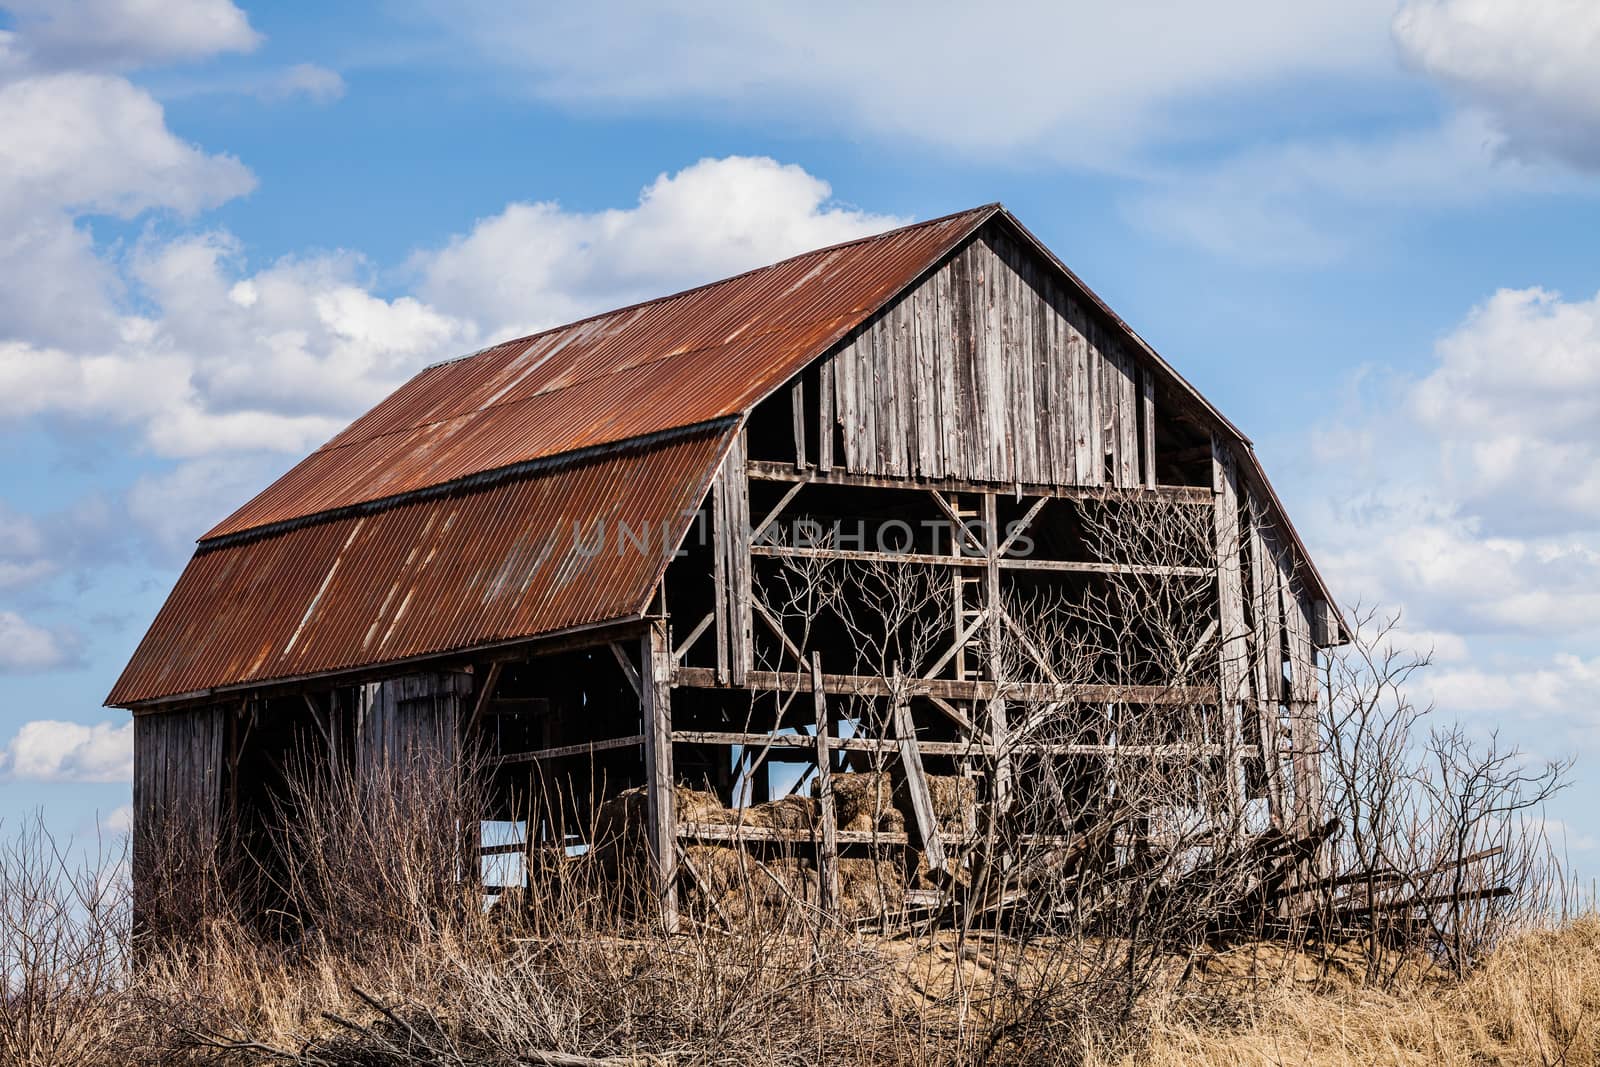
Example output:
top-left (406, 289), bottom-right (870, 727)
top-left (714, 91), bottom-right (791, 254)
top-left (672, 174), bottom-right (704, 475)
top-left (827, 771), bottom-right (976, 838)
top-left (742, 794), bottom-right (818, 832)
top-left (586, 776), bottom-right (975, 921)
top-left (831, 773), bottom-right (906, 834)
top-left (836, 857), bottom-right (906, 919)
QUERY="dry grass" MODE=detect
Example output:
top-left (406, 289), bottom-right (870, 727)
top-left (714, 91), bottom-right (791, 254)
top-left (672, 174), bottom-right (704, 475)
top-left (1096, 916), bottom-right (1600, 1067)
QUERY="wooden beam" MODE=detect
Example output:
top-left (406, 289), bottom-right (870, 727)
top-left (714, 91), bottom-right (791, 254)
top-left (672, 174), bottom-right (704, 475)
top-left (609, 642), bottom-right (642, 701)
top-left (983, 492), bottom-right (1012, 808)
top-left (812, 653), bottom-right (839, 915)
top-left (817, 360), bottom-right (834, 473)
top-left (671, 611), bottom-right (715, 666)
top-left (748, 460), bottom-right (1214, 504)
top-left (921, 607), bottom-right (990, 681)
top-left (929, 489), bottom-right (987, 555)
top-left (750, 479), bottom-right (806, 544)
top-left (670, 729), bottom-right (1253, 760)
top-left (997, 496), bottom-right (1051, 557)
top-left (926, 695), bottom-right (978, 736)
top-left (463, 661), bottom-right (505, 735)
top-left (751, 597), bottom-right (805, 665)
top-left (1212, 436), bottom-right (1249, 816)
top-left (1140, 366), bottom-right (1157, 489)
top-left (671, 666), bottom-right (1214, 705)
top-left (893, 673), bottom-right (946, 871)
top-left (750, 542), bottom-right (1208, 577)
top-left (497, 734), bottom-right (645, 765)
top-left (791, 376), bottom-right (807, 471)
top-left (641, 621), bottom-right (677, 931)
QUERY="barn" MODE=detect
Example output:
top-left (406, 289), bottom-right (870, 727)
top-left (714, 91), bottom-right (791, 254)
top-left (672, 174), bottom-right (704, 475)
top-left (109, 204), bottom-right (1344, 928)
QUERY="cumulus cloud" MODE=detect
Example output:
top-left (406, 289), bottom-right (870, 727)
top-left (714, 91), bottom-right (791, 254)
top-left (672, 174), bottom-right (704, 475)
top-left (0, 719), bottom-right (132, 782)
top-left (1306, 280), bottom-right (1600, 761)
top-left (0, 0), bottom-right (259, 73)
top-left (0, 72), bottom-right (255, 349)
top-left (1394, 0), bottom-right (1600, 169)
top-left (1412, 286), bottom-right (1600, 530)
top-left (3, 156), bottom-right (902, 466)
top-left (416, 155), bottom-right (906, 339)
top-left (437, 0), bottom-right (1397, 161)
top-left (0, 611), bottom-right (79, 671)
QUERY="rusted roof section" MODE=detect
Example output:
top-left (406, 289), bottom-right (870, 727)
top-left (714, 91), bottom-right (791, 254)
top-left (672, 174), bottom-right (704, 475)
top-left (206, 206), bottom-right (999, 541)
top-left (107, 426), bottom-right (732, 707)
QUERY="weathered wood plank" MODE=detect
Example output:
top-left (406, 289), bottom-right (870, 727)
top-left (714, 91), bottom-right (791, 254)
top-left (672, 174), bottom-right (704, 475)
top-left (670, 666), bottom-right (1214, 705)
top-left (641, 621), bottom-right (678, 931)
top-left (812, 653), bottom-right (839, 914)
top-left (1212, 437), bottom-right (1250, 814)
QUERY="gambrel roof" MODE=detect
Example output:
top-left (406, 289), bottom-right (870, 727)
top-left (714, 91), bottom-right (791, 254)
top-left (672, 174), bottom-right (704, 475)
top-left (109, 205), bottom-right (1337, 708)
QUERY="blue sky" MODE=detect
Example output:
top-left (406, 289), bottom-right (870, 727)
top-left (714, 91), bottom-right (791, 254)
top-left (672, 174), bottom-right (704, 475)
top-left (2, 0), bottom-right (1598, 862)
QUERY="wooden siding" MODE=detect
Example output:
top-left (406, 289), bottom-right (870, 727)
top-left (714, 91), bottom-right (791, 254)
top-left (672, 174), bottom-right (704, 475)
top-left (132, 704), bottom-right (226, 906)
top-left (828, 224), bottom-right (1147, 487)
top-left (355, 671), bottom-right (471, 781)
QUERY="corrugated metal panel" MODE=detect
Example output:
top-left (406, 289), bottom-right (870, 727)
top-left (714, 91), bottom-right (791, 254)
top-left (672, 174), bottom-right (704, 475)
top-left (205, 207), bottom-right (997, 540)
top-left (108, 426), bottom-right (732, 706)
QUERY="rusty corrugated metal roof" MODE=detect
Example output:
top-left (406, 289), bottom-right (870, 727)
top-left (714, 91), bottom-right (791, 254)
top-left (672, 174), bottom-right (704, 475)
top-left (110, 200), bottom-right (1344, 707)
top-left (206, 206), bottom-right (998, 540)
top-left (108, 426), bottom-right (732, 706)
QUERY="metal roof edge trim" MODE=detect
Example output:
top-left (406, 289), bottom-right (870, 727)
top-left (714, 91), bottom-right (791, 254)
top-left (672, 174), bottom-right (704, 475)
top-left (112, 615), bottom-right (650, 712)
top-left (199, 416), bottom-right (742, 551)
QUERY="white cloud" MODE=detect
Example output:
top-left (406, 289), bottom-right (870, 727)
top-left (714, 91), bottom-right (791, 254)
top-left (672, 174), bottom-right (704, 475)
top-left (101, 804), bottom-right (133, 834)
top-left (0, 148), bottom-right (909, 569)
top-left (1123, 113), bottom-right (1564, 265)
top-left (416, 155), bottom-right (906, 339)
top-left (0, 72), bottom-right (255, 349)
top-left (437, 0), bottom-right (1397, 161)
top-left (1394, 0), bottom-right (1600, 169)
top-left (0, 719), bottom-right (132, 782)
top-left (0, 0), bottom-right (259, 72)
top-left (0, 611), bottom-right (78, 671)
top-left (260, 63), bottom-right (345, 104)
top-left (1306, 280), bottom-right (1600, 773)
top-left (1412, 286), bottom-right (1600, 530)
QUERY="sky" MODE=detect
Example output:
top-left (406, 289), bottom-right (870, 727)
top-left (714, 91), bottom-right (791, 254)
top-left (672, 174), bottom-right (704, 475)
top-left (1, 0), bottom-right (1598, 864)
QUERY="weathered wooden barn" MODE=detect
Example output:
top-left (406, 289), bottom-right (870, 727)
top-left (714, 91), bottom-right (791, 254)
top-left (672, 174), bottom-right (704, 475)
top-left (109, 204), bottom-right (1344, 927)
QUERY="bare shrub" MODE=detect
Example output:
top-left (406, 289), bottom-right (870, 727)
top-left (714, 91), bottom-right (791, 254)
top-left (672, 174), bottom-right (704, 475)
top-left (0, 814), bottom-right (129, 1067)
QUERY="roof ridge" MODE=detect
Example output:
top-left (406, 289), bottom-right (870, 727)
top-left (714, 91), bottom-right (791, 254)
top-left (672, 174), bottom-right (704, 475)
top-left (421, 203), bottom-right (1003, 372)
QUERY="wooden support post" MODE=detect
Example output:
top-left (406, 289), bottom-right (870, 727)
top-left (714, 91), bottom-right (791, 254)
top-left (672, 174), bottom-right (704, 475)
top-left (1211, 437), bottom-right (1250, 817)
top-left (818, 360), bottom-right (834, 472)
top-left (892, 668), bottom-right (946, 873)
top-left (1140, 367), bottom-right (1157, 488)
top-left (812, 653), bottom-right (840, 916)
top-left (791, 377), bottom-right (807, 471)
top-left (641, 621), bottom-right (678, 931)
top-left (983, 492), bottom-right (1012, 807)
top-left (1249, 514), bottom-right (1287, 825)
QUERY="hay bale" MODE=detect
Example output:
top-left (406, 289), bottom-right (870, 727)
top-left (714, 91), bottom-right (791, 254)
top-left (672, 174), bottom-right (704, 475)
top-left (828, 771), bottom-right (974, 836)
top-left (927, 774), bottom-right (977, 835)
top-left (745, 794), bottom-right (818, 831)
top-left (593, 784), bottom-right (731, 847)
top-left (831, 773), bottom-right (905, 833)
top-left (837, 856), bottom-right (906, 919)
